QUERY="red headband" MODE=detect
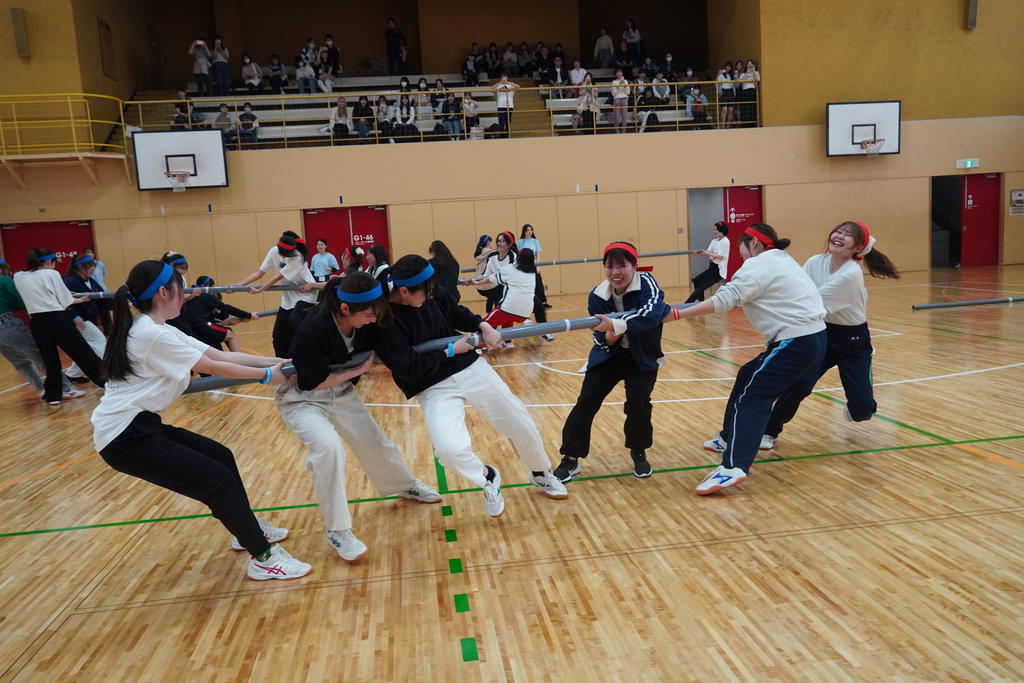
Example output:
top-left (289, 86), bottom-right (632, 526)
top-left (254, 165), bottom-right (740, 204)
top-left (603, 242), bottom-right (639, 262)
top-left (278, 240), bottom-right (296, 250)
top-left (744, 226), bottom-right (775, 249)
top-left (852, 221), bottom-right (871, 261)
top-left (296, 238), bottom-right (305, 244)
top-left (499, 231), bottom-right (515, 245)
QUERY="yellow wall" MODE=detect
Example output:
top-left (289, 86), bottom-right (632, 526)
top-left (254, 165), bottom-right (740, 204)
top-left (706, 0), bottom-right (760, 75)
top-left (0, 0), bottom-right (82, 95)
top-left (760, 0), bottom-right (1024, 126)
top-left (1003, 172), bottom-right (1024, 265)
top-left (417, 0), bottom-right (580, 74)
top-left (71, 0), bottom-right (152, 100)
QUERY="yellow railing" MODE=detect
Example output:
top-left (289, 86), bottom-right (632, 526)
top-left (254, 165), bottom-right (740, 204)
top-left (1, 80), bottom-right (759, 155)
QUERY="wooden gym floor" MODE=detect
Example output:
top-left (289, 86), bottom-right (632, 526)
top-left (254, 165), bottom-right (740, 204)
top-left (1, 265), bottom-right (1022, 681)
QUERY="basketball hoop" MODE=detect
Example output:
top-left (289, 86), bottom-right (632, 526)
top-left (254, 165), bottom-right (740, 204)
top-left (858, 138), bottom-right (885, 158)
top-left (165, 170), bottom-right (191, 192)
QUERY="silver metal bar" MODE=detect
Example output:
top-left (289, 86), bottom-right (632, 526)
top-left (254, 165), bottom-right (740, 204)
top-left (912, 297), bottom-right (1022, 310)
top-left (458, 249), bottom-right (697, 273)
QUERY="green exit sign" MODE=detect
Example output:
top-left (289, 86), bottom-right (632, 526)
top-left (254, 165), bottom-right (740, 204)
top-left (956, 158), bottom-right (980, 169)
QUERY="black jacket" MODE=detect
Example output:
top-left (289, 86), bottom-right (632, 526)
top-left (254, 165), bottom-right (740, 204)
top-left (183, 293), bottom-right (251, 334)
top-left (290, 309), bottom-right (376, 391)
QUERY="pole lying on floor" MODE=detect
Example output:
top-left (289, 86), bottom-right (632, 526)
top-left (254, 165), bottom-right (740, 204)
top-left (75, 283), bottom-right (302, 299)
top-left (458, 249), bottom-right (697, 273)
top-left (912, 297), bottom-right (1022, 310)
top-left (182, 302), bottom-right (696, 394)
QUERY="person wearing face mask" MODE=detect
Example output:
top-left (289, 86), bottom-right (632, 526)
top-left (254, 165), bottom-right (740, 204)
top-left (240, 54), bottom-right (264, 92)
top-left (686, 85), bottom-right (709, 129)
top-left (680, 66), bottom-right (697, 97)
top-left (211, 35), bottom-right (231, 96)
top-left (295, 57), bottom-right (316, 95)
top-left (662, 53), bottom-right (677, 80)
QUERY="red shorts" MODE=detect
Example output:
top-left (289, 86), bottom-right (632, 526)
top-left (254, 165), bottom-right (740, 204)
top-left (483, 308), bottom-right (527, 329)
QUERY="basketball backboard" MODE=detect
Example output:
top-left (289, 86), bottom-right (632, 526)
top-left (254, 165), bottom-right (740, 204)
top-left (132, 129), bottom-right (228, 191)
top-left (826, 100), bottom-right (901, 157)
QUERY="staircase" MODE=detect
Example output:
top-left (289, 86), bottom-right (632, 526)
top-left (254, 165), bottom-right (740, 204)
top-left (508, 78), bottom-right (551, 138)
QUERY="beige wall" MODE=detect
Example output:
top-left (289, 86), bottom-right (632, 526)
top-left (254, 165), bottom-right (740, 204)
top-left (1003, 172), bottom-right (1024, 265)
top-left (706, 0), bottom-right (760, 76)
top-left (2, 116), bottom-right (1022, 302)
top-left (0, 0), bottom-right (81, 95)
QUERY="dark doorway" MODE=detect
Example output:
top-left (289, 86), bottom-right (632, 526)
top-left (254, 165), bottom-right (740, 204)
top-left (932, 174), bottom-right (1001, 268)
top-left (931, 176), bottom-right (961, 267)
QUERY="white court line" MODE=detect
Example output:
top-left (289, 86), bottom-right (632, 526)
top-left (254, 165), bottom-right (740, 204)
top-left (535, 361), bottom-right (733, 381)
top-left (205, 362), bottom-right (1024, 408)
top-left (0, 382), bottom-right (29, 395)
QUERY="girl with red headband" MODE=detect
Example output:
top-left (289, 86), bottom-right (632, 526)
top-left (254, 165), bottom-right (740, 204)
top-left (459, 247), bottom-right (554, 347)
top-left (554, 241), bottom-right (671, 481)
top-left (231, 232), bottom-right (319, 356)
top-left (763, 220), bottom-right (899, 444)
top-left (671, 223), bottom-right (828, 495)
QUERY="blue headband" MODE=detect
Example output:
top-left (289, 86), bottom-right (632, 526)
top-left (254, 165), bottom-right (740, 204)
top-left (167, 257), bottom-right (187, 265)
top-left (479, 235), bottom-right (492, 247)
top-left (389, 262), bottom-right (434, 288)
top-left (134, 263), bottom-right (175, 303)
top-left (196, 276), bottom-right (213, 287)
top-left (39, 253), bottom-right (57, 261)
top-left (335, 281), bottom-right (383, 303)
top-left (73, 255), bottom-right (95, 266)
top-left (0, 259), bottom-right (6, 265)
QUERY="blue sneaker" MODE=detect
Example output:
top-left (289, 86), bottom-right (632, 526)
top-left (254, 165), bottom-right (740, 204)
top-left (694, 466), bottom-right (747, 495)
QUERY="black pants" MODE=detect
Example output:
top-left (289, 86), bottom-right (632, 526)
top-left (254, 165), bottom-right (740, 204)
top-left (29, 311), bottom-right (104, 402)
top-left (560, 347), bottom-right (659, 459)
top-left (271, 302), bottom-right (313, 356)
top-left (101, 412), bottom-right (269, 556)
top-left (765, 323), bottom-right (876, 437)
top-left (532, 271), bottom-right (548, 323)
top-left (480, 287), bottom-right (504, 313)
top-left (685, 263), bottom-right (722, 302)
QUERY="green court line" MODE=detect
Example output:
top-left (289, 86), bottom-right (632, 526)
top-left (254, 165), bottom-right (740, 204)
top-left (433, 453), bottom-right (450, 495)
top-left (454, 593), bottom-right (470, 613)
top-left (449, 558), bottom-right (464, 574)
top-left (460, 637), bottom-right (479, 662)
top-left (445, 529), bottom-right (458, 543)
top-left (871, 317), bottom-right (1023, 345)
top-left (663, 336), bottom-right (954, 444)
top-left (3, 434), bottom-right (1022, 539)
top-left (441, 505), bottom-right (453, 517)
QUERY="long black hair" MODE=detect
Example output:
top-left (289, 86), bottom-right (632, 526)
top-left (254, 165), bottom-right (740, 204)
top-left (516, 248), bottom-right (537, 274)
top-left (367, 244), bottom-right (390, 268)
top-left (277, 234), bottom-right (304, 259)
top-left (830, 221), bottom-right (900, 279)
top-left (280, 230), bottom-right (309, 258)
top-left (740, 222), bottom-right (791, 250)
top-left (520, 223), bottom-right (537, 239)
top-left (474, 234), bottom-right (493, 258)
top-left (428, 240), bottom-right (459, 273)
top-left (103, 260), bottom-right (183, 381)
top-left (26, 247), bottom-right (55, 271)
top-left (315, 271), bottom-right (388, 322)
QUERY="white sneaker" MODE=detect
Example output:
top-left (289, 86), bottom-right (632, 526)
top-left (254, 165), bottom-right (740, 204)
top-left (529, 470), bottom-right (568, 499)
top-left (246, 544), bottom-right (312, 580)
top-left (844, 406), bottom-right (854, 422)
top-left (326, 529), bottom-right (368, 561)
top-left (397, 479), bottom-right (442, 504)
top-left (759, 434), bottom-right (776, 450)
top-left (62, 388), bottom-right (86, 400)
top-left (703, 436), bottom-right (727, 453)
top-left (231, 517), bottom-right (289, 551)
top-left (482, 466), bottom-right (505, 518)
top-left (694, 466), bottom-right (748, 495)
top-left (541, 334), bottom-right (556, 342)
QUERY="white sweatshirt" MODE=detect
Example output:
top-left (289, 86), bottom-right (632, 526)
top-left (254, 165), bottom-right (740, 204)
top-left (706, 236), bottom-right (730, 277)
top-left (802, 254), bottom-right (867, 325)
top-left (489, 263), bottom-right (535, 318)
top-left (710, 248), bottom-right (826, 344)
top-left (13, 269), bottom-right (74, 314)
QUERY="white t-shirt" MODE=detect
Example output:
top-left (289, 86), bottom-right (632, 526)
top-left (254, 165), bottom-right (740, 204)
top-left (707, 236), bottom-right (730, 278)
top-left (259, 246), bottom-right (318, 310)
top-left (710, 248), bottom-right (826, 345)
top-left (495, 83), bottom-right (516, 108)
top-left (477, 251), bottom-right (515, 291)
top-left (491, 263), bottom-right (536, 318)
top-left (13, 269), bottom-right (74, 314)
top-left (92, 314), bottom-right (210, 451)
top-left (802, 254), bottom-right (868, 326)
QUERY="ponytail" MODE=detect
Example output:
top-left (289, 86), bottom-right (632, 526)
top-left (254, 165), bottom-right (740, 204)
top-left (863, 248), bottom-right (900, 279)
top-left (742, 223), bottom-right (791, 251)
top-left (102, 260), bottom-right (181, 381)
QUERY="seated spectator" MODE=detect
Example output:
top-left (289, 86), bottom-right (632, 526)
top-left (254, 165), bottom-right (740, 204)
top-left (398, 75), bottom-right (411, 92)
top-left (686, 85), bottom-right (709, 129)
top-left (652, 71), bottom-right (671, 106)
top-left (415, 78), bottom-right (432, 108)
top-left (392, 93), bottom-right (417, 142)
top-left (295, 58), bottom-right (316, 94)
top-left (322, 33), bottom-right (341, 74)
top-left (238, 102), bottom-right (259, 147)
top-left (572, 72), bottom-right (601, 134)
top-left (549, 56), bottom-right (569, 98)
top-left (374, 95), bottom-right (393, 141)
top-left (431, 78), bottom-right (448, 114)
top-left (316, 52), bottom-right (336, 93)
top-left (502, 42), bottom-right (518, 76)
top-left (211, 36), bottom-right (231, 96)
top-left (352, 96), bottom-right (374, 140)
top-left (594, 27), bottom-right (613, 68)
top-left (175, 89), bottom-right (206, 126)
top-left (214, 103), bottom-right (237, 145)
top-left (517, 42), bottom-right (535, 76)
top-left (299, 38), bottom-right (317, 67)
top-left (633, 72), bottom-right (649, 106)
top-left (680, 66), bottom-right (698, 97)
top-left (483, 42), bottom-right (502, 78)
top-left (641, 56), bottom-right (659, 81)
top-left (614, 39), bottom-right (634, 76)
top-left (635, 86), bottom-right (659, 133)
top-left (188, 38), bottom-right (212, 96)
top-left (663, 53), bottom-right (677, 80)
top-left (268, 54), bottom-right (287, 94)
top-left (569, 59), bottom-right (587, 96)
top-left (441, 92), bottom-right (463, 140)
top-left (468, 42), bottom-right (484, 73)
top-left (240, 53), bottom-right (264, 91)
top-left (172, 103), bottom-right (191, 130)
top-left (535, 46), bottom-right (552, 85)
top-left (462, 51), bottom-right (480, 87)
top-left (329, 97), bottom-right (351, 140)
top-left (462, 91), bottom-right (480, 130)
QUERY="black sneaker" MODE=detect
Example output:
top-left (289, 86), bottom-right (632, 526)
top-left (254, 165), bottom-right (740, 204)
top-left (631, 451), bottom-right (652, 478)
top-left (553, 456), bottom-right (581, 482)
top-left (67, 375), bottom-right (90, 384)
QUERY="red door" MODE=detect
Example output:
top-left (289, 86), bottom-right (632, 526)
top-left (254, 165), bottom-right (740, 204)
top-left (960, 173), bottom-right (1000, 268)
top-left (301, 206), bottom-right (390, 269)
top-left (0, 220), bottom-right (95, 274)
top-left (722, 186), bottom-right (763, 279)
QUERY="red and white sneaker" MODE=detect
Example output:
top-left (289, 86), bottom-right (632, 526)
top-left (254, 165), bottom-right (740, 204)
top-left (231, 517), bottom-right (288, 551)
top-left (246, 545), bottom-right (312, 581)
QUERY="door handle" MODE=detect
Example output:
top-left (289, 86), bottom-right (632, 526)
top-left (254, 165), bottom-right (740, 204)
top-left (961, 225), bottom-right (967, 232)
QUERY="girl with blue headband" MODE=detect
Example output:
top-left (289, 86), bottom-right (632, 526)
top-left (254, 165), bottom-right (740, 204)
top-left (13, 247), bottom-right (104, 406)
top-left (92, 260), bottom-right (312, 581)
top-left (62, 252), bottom-right (108, 385)
top-left (275, 271), bottom-right (441, 562)
top-left (376, 254), bottom-right (568, 519)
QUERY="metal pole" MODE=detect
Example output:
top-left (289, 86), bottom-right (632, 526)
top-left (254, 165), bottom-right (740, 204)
top-left (912, 297), bottom-right (1022, 311)
top-left (184, 351), bottom-right (371, 394)
top-left (74, 283), bottom-right (302, 299)
top-left (458, 249), bottom-right (696, 273)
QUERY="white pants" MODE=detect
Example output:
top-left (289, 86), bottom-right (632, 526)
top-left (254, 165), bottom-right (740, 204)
top-left (276, 380), bottom-right (420, 531)
top-left (416, 358), bottom-right (551, 487)
top-left (65, 320), bottom-right (105, 378)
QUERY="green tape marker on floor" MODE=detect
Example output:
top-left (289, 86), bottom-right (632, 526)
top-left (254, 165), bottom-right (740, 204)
top-left (449, 558), bottom-right (463, 574)
top-left (454, 593), bottom-right (470, 612)
top-left (433, 453), bottom-right (450, 494)
top-left (460, 637), bottom-right (479, 662)
top-left (441, 505), bottom-right (453, 517)
top-left (445, 529), bottom-right (458, 542)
